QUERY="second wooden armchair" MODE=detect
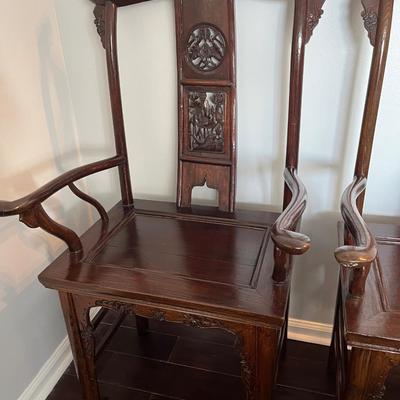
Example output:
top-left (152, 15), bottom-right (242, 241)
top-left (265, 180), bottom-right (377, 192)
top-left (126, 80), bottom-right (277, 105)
top-left (0, 0), bottom-right (325, 399)
top-left (330, 1), bottom-right (400, 399)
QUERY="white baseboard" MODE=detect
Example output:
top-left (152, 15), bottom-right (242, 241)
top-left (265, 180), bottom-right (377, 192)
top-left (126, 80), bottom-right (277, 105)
top-left (288, 318), bottom-right (333, 346)
top-left (17, 337), bottom-right (72, 400)
top-left (18, 317), bottom-right (333, 399)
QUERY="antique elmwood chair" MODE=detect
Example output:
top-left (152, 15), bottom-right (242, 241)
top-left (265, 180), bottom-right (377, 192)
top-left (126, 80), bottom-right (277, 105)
top-left (330, 1), bottom-right (400, 399)
top-left (0, 1), bottom-right (324, 399)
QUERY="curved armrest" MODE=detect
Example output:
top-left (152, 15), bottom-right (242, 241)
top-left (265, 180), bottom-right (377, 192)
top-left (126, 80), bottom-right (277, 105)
top-left (334, 176), bottom-right (377, 268)
top-left (272, 167), bottom-right (310, 255)
top-left (0, 155), bottom-right (124, 259)
top-left (0, 156), bottom-right (124, 217)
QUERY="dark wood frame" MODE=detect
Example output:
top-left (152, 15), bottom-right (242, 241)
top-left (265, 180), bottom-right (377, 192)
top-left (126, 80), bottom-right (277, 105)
top-left (330, 1), bottom-right (400, 399)
top-left (0, 1), bottom-right (326, 399)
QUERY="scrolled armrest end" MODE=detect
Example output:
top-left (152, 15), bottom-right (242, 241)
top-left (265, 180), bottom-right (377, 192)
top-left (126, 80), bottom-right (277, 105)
top-left (334, 245), bottom-right (377, 269)
top-left (272, 231), bottom-right (311, 255)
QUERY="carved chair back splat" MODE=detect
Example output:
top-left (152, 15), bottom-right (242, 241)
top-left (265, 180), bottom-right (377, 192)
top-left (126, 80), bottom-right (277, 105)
top-left (330, 2), bottom-right (400, 400)
top-left (0, 1), bottom-right (325, 399)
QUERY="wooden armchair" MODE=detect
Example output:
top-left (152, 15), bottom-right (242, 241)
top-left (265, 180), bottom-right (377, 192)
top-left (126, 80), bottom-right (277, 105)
top-left (0, 1), bottom-right (324, 399)
top-left (330, 1), bottom-right (400, 399)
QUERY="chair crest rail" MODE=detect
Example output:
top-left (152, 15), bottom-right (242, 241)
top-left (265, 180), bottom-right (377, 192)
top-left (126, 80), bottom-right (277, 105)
top-left (334, 176), bottom-right (377, 297)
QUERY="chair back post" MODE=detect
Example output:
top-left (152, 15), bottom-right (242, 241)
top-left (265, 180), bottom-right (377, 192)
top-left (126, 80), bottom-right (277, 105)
top-left (283, 0), bottom-right (325, 209)
top-left (93, 1), bottom-right (134, 207)
top-left (337, 0), bottom-right (394, 298)
top-left (354, 0), bottom-right (394, 214)
top-left (271, 0), bottom-right (323, 283)
top-left (284, 0), bottom-right (307, 209)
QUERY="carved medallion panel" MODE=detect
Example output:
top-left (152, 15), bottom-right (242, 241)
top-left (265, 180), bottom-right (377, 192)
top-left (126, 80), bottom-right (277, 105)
top-left (186, 24), bottom-right (226, 72)
top-left (178, 0), bottom-right (235, 81)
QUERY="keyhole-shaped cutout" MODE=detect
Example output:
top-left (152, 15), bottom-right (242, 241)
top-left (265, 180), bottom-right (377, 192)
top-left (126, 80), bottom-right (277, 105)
top-left (191, 182), bottom-right (218, 207)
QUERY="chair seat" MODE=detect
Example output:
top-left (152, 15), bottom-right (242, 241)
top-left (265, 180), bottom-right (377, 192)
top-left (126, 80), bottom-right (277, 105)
top-left (340, 222), bottom-right (400, 352)
top-left (39, 200), bottom-right (289, 327)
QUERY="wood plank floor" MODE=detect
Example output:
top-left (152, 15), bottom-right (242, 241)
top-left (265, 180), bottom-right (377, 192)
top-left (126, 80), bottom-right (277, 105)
top-left (47, 310), bottom-right (399, 399)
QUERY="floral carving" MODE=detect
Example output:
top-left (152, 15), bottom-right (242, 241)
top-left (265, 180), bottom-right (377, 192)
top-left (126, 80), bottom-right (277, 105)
top-left (365, 355), bottom-right (400, 400)
top-left (367, 388), bottom-right (385, 400)
top-left (68, 301), bottom-right (96, 360)
top-left (183, 313), bottom-right (225, 329)
top-left (94, 300), bottom-right (135, 315)
top-left (151, 310), bottom-right (166, 322)
top-left (188, 91), bottom-right (225, 152)
top-left (93, 5), bottom-right (106, 49)
top-left (80, 325), bottom-right (95, 359)
top-left (305, 0), bottom-right (325, 43)
top-left (240, 356), bottom-right (255, 400)
top-left (361, 0), bottom-right (379, 46)
top-left (186, 24), bottom-right (226, 72)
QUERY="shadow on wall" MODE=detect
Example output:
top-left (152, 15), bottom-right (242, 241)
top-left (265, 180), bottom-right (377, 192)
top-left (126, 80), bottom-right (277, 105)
top-left (0, 14), bottom-right (115, 312)
top-left (236, 0), bottom-right (292, 208)
top-left (38, 20), bottom-right (80, 172)
top-left (330, 0), bottom-right (372, 200)
top-left (40, 5), bottom-right (122, 209)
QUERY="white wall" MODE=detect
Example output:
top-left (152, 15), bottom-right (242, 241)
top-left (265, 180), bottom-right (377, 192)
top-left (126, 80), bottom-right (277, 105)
top-left (1, 0), bottom-right (400, 398)
top-left (0, 1), bottom-right (113, 399)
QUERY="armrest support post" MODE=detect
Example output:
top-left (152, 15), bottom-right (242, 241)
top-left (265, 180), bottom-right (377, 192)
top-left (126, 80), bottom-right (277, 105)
top-left (272, 168), bottom-right (310, 283)
top-left (334, 176), bottom-right (377, 297)
top-left (20, 204), bottom-right (83, 257)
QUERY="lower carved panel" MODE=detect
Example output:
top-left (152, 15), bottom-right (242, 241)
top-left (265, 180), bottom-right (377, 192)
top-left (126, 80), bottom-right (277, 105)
top-left (75, 297), bottom-right (256, 399)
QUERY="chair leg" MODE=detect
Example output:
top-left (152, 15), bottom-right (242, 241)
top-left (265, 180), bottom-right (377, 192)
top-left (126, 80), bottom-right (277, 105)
top-left (59, 292), bottom-right (101, 400)
top-left (186, 317), bottom-right (278, 400)
top-left (329, 282), bottom-right (342, 371)
top-left (281, 299), bottom-right (289, 357)
top-left (328, 303), bottom-right (338, 371)
top-left (238, 325), bottom-right (279, 400)
top-left (136, 315), bottom-right (149, 336)
top-left (344, 347), bottom-right (398, 400)
top-left (256, 327), bottom-right (279, 400)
